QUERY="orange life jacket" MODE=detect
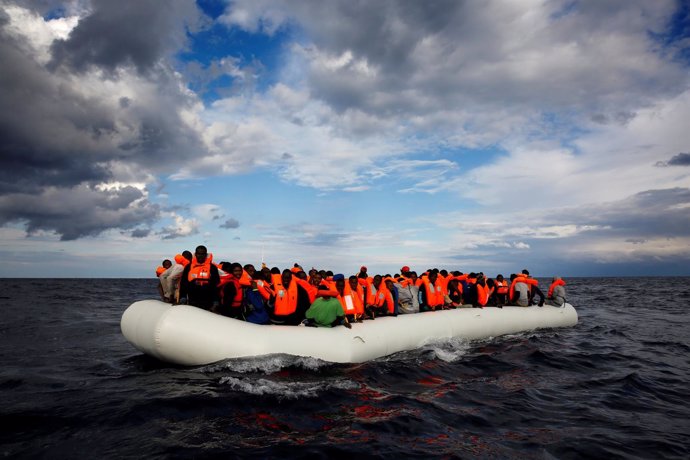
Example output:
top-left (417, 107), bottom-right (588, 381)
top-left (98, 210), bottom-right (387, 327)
top-left (509, 275), bottom-right (538, 300)
top-left (496, 280), bottom-right (509, 295)
top-left (218, 276), bottom-right (243, 308)
top-left (422, 278), bottom-right (444, 307)
top-left (255, 280), bottom-right (274, 300)
top-left (547, 279), bottom-right (566, 298)
top-left (174, 254), bottom-right (190, 266)
top-left (273, 278), bottom-right (299, 316)
top-left (155, 266), bottom-right (166, 277)
top-left (187, 254), bottom-right (213, 284)
top-left (477, 283), bottom-right (489, 306)
top-left (365, 280), bottom-right (393, 312)
top-left (336, 284), bottom-right (363, 316)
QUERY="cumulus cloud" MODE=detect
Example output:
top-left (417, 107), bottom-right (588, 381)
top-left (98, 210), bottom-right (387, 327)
top-left (0, 184), bottom-right (159, 240)
top-left (0, 2), bottom-right (208, 238)
top-left (158, 213), bottom-right (199, 240)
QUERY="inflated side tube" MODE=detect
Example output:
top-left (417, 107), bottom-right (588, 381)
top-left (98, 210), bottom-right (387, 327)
top-left (121, 300), bottom-right (578, 366)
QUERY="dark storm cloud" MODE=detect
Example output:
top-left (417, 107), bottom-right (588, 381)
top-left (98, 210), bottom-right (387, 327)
top-left (0, 185), bottom-right (160, 240)
top-left (658, 152), bottom-right (690, 167)
top-left (49, 0), bottom-right (203, 74)
top-left (130, 228), bottom-right (151, 238)
top-left (0, 2), bottom-right (210, 239)
top-left (219, 218), bottom-right (240, 229)
top-left (550, 188), bottom-right (690, 239)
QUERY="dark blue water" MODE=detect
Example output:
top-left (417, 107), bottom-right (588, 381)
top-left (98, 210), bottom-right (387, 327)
top-left (1, 278), bottom-right (688, 458)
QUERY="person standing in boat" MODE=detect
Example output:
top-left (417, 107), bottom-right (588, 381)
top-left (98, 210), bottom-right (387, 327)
top-left (178, 245), bottom-right (220, 310)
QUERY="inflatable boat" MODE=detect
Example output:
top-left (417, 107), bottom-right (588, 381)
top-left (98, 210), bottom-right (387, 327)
top-left (121, 300), bottom-right (578, 366)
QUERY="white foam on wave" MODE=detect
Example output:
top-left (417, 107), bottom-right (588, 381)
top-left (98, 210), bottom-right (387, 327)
top-left (218, 375), bottom-right (359, 399)
top-left (420, 336), bottom-right (472, 363)
top-left (201, 354), bottom-right (333, 375)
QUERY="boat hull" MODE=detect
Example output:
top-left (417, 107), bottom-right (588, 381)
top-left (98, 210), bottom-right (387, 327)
top-left (121, 300), bottom-right (578, 366)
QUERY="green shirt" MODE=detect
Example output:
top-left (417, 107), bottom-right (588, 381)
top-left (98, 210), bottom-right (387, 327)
top-left (305, 297), bottom-right (345, 327)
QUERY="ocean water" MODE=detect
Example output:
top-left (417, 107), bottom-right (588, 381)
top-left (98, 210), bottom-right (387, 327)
top-left (0, 277), bottom-right (688, 459)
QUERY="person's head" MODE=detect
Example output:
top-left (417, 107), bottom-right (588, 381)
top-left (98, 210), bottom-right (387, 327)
top-left (486, 278), bottom-right (495, 288)
top-left (162, 259), bottom-right (172, 269)
top-left (448, 279), bottom-right (458, 290)
top-left (373, 274), bottom-right (382, 287)
top-left (311, 272), bottom-right (323, 286)
top-left (182, 250), bottom-right (193, 262)
top-left (409, 271), bottom-right (418, 282)
top-left (325, 270), bottom-right (333, 277)
top-left (522, 269), bottom-right (530, 276)
top-left (295, 270), bottom-right (307, 280)
top-left (428, 271), bottom-right (438, 283)
top-left (384, 278), bottom-right (394, 290)
top-left (281, 269), bottom-right (293, 286)
top-left (261, 266), bottom-right (271, 278)
top-left (333, 274), bottom-right (345, 292)
top-left (510, 273), bottom-right (517, 281)
top-left (194, 245), bottom-right (208, 263)
top-left (496, 274), bottom-right (504, 282)
top-left (243, 264), bottom-right (255, 277)
top-left (359, 265), bottom-right (367, 274)
top-left (401, 265), bottom-right (410, 275)
top-left (231, 262), bottom-right (243, 279)
top-left (348, 275), bottom-right (358, 290)
top-left (270, 266), bottom-right (281, 275)
top-left (220, 261), bottom-right (232, 272)
top-left (440, 269), bottom-right (448, 277)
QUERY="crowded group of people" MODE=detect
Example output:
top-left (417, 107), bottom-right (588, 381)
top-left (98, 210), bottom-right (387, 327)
top-left (155, 245), bottom-right (568, 329)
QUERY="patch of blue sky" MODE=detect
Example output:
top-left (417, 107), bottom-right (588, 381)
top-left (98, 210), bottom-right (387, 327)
top-left (654, 1), bottom-right (690, 64)
top-left (530, 111), bottom-right (590, 153)
top-left (179, 19), bottom-right (295, 104)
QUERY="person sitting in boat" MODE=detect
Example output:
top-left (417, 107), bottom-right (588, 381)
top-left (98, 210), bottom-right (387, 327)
top-left (546, 276), bottom-right (567, 306)
top-left (510, 273), bottom-right (530, 306)
top-left (303, 285), bottom-right (352, 328)
top-left (384, 277), bottom-right (399, 316)
top-left (243, 270), bottom-right (271, 325)
top-left (445, 278), bottom-right (463, 307)
top-left (492, 274), bottom-right (509, 306)
top-left (331, 274), bottom-right (362, 322)
top-left (348, 275), bottom-right (366, 321)
top-left (216, 262), bottom-right (245, 319)
top-left (159, 251), bottom-right (192, 303)
top-left (178, 245), bottom-right (220, 310)
top-left (395, 271), bottom-right (420, 314)
top-left (419, 270), bottom-right (445, 312)
top-left (364, 274), bottom-right (393, 319)
top-left (268, 269), bottom-right (311, 325)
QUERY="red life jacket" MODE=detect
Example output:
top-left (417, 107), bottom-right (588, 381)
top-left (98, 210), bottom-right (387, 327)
top-left (187, 254), bottom-right (213, 285)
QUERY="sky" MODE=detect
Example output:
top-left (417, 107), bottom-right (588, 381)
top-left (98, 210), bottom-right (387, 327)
top-left (1, 0), bottom-right (689, 278)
